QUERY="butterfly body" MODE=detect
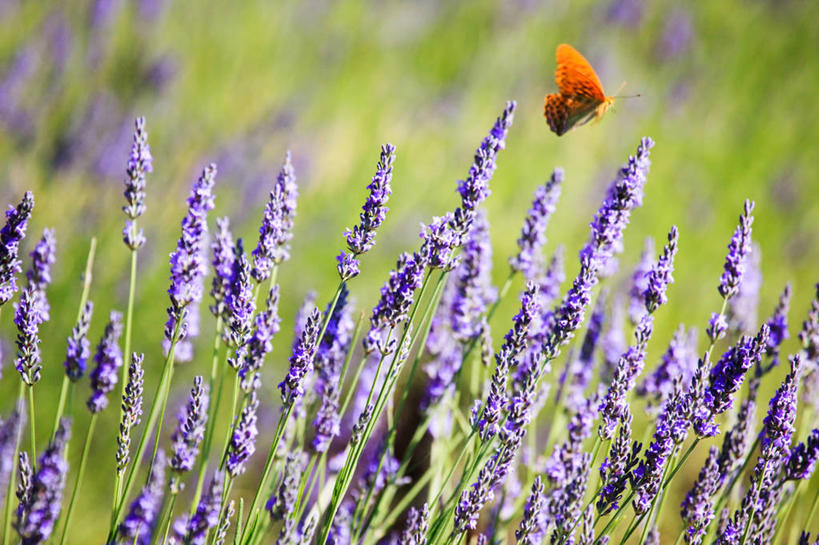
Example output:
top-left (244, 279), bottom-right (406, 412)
top-left (544, 44), bottom-right (615, 136)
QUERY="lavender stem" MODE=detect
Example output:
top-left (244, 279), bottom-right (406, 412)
top-left (1, 382), bottom-right (25, 545)
top-left (27, 386), bottom-right (36, 466)
top-left (58, 413), bottom-right (98, 545)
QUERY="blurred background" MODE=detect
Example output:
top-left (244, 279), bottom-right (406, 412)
top-left (1, 0), bottom-right (818, 541)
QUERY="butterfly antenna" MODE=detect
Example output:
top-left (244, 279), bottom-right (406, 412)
top-left (613, 81), bottom-right (642, 99)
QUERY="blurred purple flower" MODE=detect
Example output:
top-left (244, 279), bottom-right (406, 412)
top-left (87, 310), bottom-right (123, 413)
top-left (509, 168), bottom-right (563, 280)
top-left (251, 151), bottom-right (297, 281)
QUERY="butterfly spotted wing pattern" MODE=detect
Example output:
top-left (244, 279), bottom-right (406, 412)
top-left (544, 44), bottom-right (615, 136)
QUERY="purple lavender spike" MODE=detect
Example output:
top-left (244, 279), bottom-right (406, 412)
top-left (515, 477), bottom-right (545, 545)
top-left (0, 192), bottom-right (34, 306)
top-left (785, 428), bottom-right (819, 481)
top-left (14, 418), bottom-right (70, 545)
top-left (251, 151), bottom-right (297, 281)
top-left (226, 392), bottom-right (259, 477)
top-left (727, 243), bottom-right (761, 334)
top-left (87, 311), bottom-right (123, 413)
top-left (337, 144), bottom-right (395, 281)
top-left (761, 283), bottom-right (791, 372)
top-left (398, 504), bottom-right (429, 545)
top-left (165, 164), bottom-right (216, 346)
top-left (224, 239), bottom-right (256, 369)
top-left (209, 217), bottom-right (235, 321)
top-left (169, 376), bottom-right (209, 480)
top-left (14, 285), bottom-right (43, 386)
top-left (122, 117), bottom-right (152, 250)
top-left (509, 168), bottom-right (563, 281)
top-left (451, 210), bottom-right (496, 343)
top-left (716, 383), bottom-right (757, 484)
top-left (597, 410), bottom-right (642, 515)
top-left (279, 307), bottom-right (321, 407)
top-left (184, 471), bottom-right (224, 545)
top-left (63, 301), bottom-right (93, 381)
top-left (628, 237), bottom-right (654, 325)
top-left (116, 353), bottom-right (144, 473)
top-left (680, 446), bottom-right (720, 545)
top-left (26, 228), bottom-right (56, 323)
top-left (119, 450), bottom-right (166, 545)
top-left (239, 286), bottom-right (282, 393)
top-left (638, 325), bottom-right (697, 408)
top-left (718, 200), bottom-right (754, 300)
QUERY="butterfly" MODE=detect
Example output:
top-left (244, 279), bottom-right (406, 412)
top-left (544, 44), bottom-right (616, 136)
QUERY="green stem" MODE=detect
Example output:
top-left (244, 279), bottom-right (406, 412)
top-left (59, 414), bottom-right (98, 545)
top-left (120, 248), bottom-right (138, 443)
top-left (805, 487), bottom-right (819, 528)
top-left (739, 460), bottom-right (770, 545)
top-left (27, 386), bottom-right (36, 463)
top-left (2, 383), bottom-right (25, 545)
top-left (160, 490), bottom-right (179, 545)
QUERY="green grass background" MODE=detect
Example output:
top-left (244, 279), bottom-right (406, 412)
top-left (0, 0), bottom-right (818, 542)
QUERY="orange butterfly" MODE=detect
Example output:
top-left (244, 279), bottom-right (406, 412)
top-left (544, 44), bottom-right (616, 136)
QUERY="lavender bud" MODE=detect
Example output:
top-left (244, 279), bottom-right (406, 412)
top-left (451, 211), bottom-right (496, 343)
top-left (14, 285), bottom-right (43, 386)
top-left (117, 353), bottom-right (145, 473)
top-left (0, 191), bottom-right (34, 306)
top-left (122, 117), bottom-right (152, 250)
top-left (680, 446), bottom-right (720, 544)
top-left (279, 307), bottom-right (321, 407)
top-left (209, 217), bottom-right (235, 320)
top-left (184, 471), bottom-right (224, 545)
top-left (87, 310), bottom-right (124, 413)
top-left (718, 199), bottom-right (754, 300)
top-left (628, 237), bottom-right (655, 325)
top-left (509, 168), bottom-right (563, 280)
top-left (707, 312), bottom-right (728, 344)
top-left (226, 392), bottom-right (259, 477)
top-left (761, 282), bottom-right (791, 372)
top-left (754, 355), bottom-right (801, 478)
top-left (170, 376), bottom-right (209, 479)
top-left (252, 151), bottom-right (297, 281)
top-left (515, 476), bottom-right (545, 545)
top-left (225, 239), bottom-right (256, 368)
top-left (267, 451), bottom-right (305, 520)
top-left (213, 500), bottom-right (234, 545)
top-left (785, 428), bottom-right (819, 481)
top-left (119, 450), bottom-right (166, 545)
top-left (597, 411), bottom-right (642, 515)
top-left (63, 301), bottom-right (93, 381)
top-left (398, 504), bottom-right (429, 545)
top-left (26, 228), bottom-right (56, 322)
top-left (239, 286), bottom-right (282, 393)
top-left (643, 226), bottom-right (678, 313)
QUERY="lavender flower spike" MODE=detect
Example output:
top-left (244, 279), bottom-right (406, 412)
top-left (26, 228), bottom-right (56, 322)
top-left (184, 471), bottom-right (224, 545)
top-left (87, 311), bottom-right (124, 413)
top-left (451, 210), bottom-right (496, 343)
top-left (0, 191), bottom-right (34, 306)
top-left (64, 301), bottom-right (93, 381)
top-left (123, 116), bottom-right (152, 250)
top-left (169, 376), bottom-right (209, 480)
top-left (266, 451), bottom-right (305, 520)
top-left (165, 164), bottom-right (217, 344)
top-left (239, 286), bottom-right (282, 393)
top-left (119, 450), bottom-right (166, 545)
top-left (225, 239), bottom-right (256, 369)
top-left (515, 476), bottom-right (545, 545)
top-left (209, 217), bottom-right (235, 321)
top-left (15, 418), bottom-right (70, 545)
top-left (509, 168), bottom-right (564, 280)
top-left (117, 353), bottom-right (145, 473)
top-left (718, 199), bottom-right (754, 300)
top-left (785, 428), bottom-right (819, 481)
top-left (398, 504), bottom-right (429, 545)
top-left (14, 285), bottom-right (43, 386)
top-left (226, 392), bottom-right (259, 477)
top-left (279, 307), bottom-right (321, 406)
top-left (337, 143), bottom-right (396, 281)
top-left (251, 151), bottom-right (297, 281)
top-left (680, 446), bottom-right (720, 545)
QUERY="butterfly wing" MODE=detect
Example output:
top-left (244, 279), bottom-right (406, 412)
top-left (554, 44), bottom-right (607, 102)
top-left (544, 94), bottom-right (601, 136)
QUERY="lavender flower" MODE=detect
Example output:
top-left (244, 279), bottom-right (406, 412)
top-left (214, 500), bottom-right (234, 545)
top-left (87, 310), bottom-right (123, 413)
top-left (398, 504), bottom-right (429, 545)
top-left (644, 226), bottom-right (678, 313)
top-left (239, 286), bottom-right (282, 393)
top-left (755, 355), bottom-right (801, 475)
top-left (26, 228), bottom-right (56, 322)
top-left (267, 451), bottom-right (305, 520)
top-left (15, 418), bottom-right (70, 545)
top-left (509, 168), bottom-right (563, 280)
top-left (762, 282), bottom-right (791, 371)
top-left (800, 282), bottom-right (819, 364)
top-left (638, 325), bottom-right (696, 407)
top-left (209, 217), bottom-right (235, 321)
top-left (451, 210), bottom-right (496, 343)
top-left (63, 301), bottom-right (93, 381)
top-left (116, 353), bottom-right (144, 474)
top-left (14, 285), bottom-right (42, 386)
top-left (279, 307), bottom-right (321, 406)
top-left (123, 116), bottom-right (152, 250)
top-left (422, 281), bottom-right (462, 409)
top-left (785, 428), bottom-right (819, 481)
top-left (0, 191), bottom-right (34, 306)
top-left (718, 199), bottom-right (754, 300)
top-left (184, 471), bottom-right (224, 545)
top-left (165, 164), bottom-right (217, 345)
top-left (226, 392), bottom-right (259, 477)
top-left (717, 384), bottom-right (757, 483)
top-left (597, 410), bottom-right (642, 515)
top-left (169, 376), bottom-right (209, 478)
top-left (337, 144), bottom-right (395, 280)
top-left (515, 477), bottom-right (545, 545)
top-left (119, 450), bottom-right (166, 545)
top-left (252, 151), bottom-right (297, 281)
top-left (680, 446), bottom-right (720, 544)
top-left (727, 244), bottom-right (761, 333)
top-left (628, 237), bottom-right (654, 325)
top-left (707, 312), bottom-right (728, 344)
top-left (225, 239), bottom-right (256, 368)
top-left (564, 291), bottom-right (606, 411)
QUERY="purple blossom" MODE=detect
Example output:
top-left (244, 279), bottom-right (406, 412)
top-left (515, 476), bottom-right (545, 545)
top-left (225, 239), bottom-right (256, 369)
top-left (116, 353), bottom-right (144, 473)
top-left (398, 504), bottom-right (429, 545)
top-left (638, 325), bottom-right (697, 407)
top-left (279, 307), bottom-right (321, 406)
top-left (337, 144), bottom-right (395, 281)
top-left (165, 164), bottom-right (216, 345)
top-left (564, 290), bottom-right (606, 411)
top-left (761, 283), bottom-right (791, 371)
top-left (717, 384), bottom-right (758, 484)
top-left (451, 210), bottom-right (496, 343)
top-left (727, 244), bottom-right (761, 334)
top-left (0, 191), bottom-right (34, 306)
top-left (119, 450), bottom-right (166, 545)
top-left (785, 428), bottom-right (819, 481)
top-left (209, 217), bottom-right (235, 321)
top-left (419, 213), bottom-right (459, 271)
top-left (628, 237), bottom-right (654, 325)
top-left (15, 418), bottom-right (70, 545)
top-left (122, 116), bottom-right (152, 250)
top-left (680, 446), bottom-right (720, 545)
top-left (87, 310), bottom-right (123, 413)
top-left (718, 200), bottom-right (754, 300)
top-left (239, 286), bottom-right (282, 393)
top-left (226, 392), bottom-right (259, 477)
top-left (509, 168), bottom-right (563, 280)
top-left (26, 228), bottom-right (56, 322)
top-left (14, 285), bottom-right (43, 386)
top-left (184, 471), bottom-right (224, 545)
top-left (643, 226), bottom-right (679, 313)
top-left (422, 281), bottom-right (463, 409)
top-left (597, 410), bottom-right (642, 515)
top-left (707, 312), bottom-right (728, 344)
top-left (169, 376), bottom-right (209, 478)
top-left (755, 355), bottom-right (801, 475)
top-left (267, 451), bottom-right (304, 520)
top-left (63, 301), bottom-right (93, 381)
top-left (251, 151), bottom-right (297, 281)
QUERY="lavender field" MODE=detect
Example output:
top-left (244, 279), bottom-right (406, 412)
top-left (0, 1), bottom-right (818, 544)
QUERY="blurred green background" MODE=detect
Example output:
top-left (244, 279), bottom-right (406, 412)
top-left (1, 0), bottom-right (818, 542)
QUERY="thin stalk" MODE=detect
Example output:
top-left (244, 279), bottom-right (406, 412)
top-left (120, 248), bottom-right (138, 449)
top-left (27, 386), bottom-right (36, 463)
top-left (2, 383), bottom-right (25, 545)
top-left (771, 480), bottom-right (800, 544)
top-left (715, 434), bottom-right (760, 514)
top-left (739, 459), bottom-right (770, 545)
top-left (219, 371), bottom-right (240, 468)
top-left (160, 490), bottom-right (179, 545)
top-left (59, 414), bottom-right (98, 545)
top-left (805, 487), bottom-right (819, 529)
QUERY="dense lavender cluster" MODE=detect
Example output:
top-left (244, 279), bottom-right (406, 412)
top-left (2, 106), bottom-right (818, 545)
